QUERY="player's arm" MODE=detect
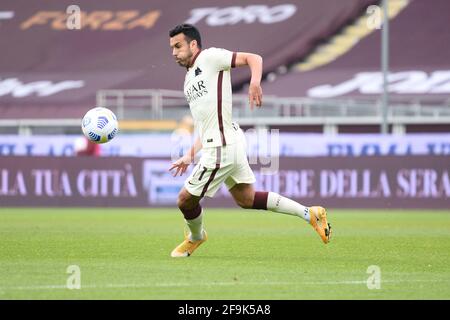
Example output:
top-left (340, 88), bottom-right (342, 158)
top-left (169, 136), bottom-right (202, 177)
top-left (234, 52), bottom-right (263, 109)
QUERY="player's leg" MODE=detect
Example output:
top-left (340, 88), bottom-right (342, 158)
top-left (177, 187), bottom-right (204, 241)
top-left (171, 149), bottom-right (234, 257)
top-left (227, 124), bottom-right (331, 243)
top-left (228, 182), bottom-right (309, 219)
top-left (171, 187), bottom-right (208, 257)
top-left (227, 182), bottom-right (332, 244)
top-left (179, 157), bottom-right (229, 241)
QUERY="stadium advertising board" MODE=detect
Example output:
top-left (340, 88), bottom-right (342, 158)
top-left (0, 156), bottom-right (448, 209)
top-left (1, 133), bottom-right (449, 157)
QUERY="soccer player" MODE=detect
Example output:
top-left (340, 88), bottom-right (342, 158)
top-left (168, 24), bottom-right (331, 257)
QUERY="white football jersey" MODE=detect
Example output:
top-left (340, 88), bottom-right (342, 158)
top-left (183, 47), bottom-right (238, 149)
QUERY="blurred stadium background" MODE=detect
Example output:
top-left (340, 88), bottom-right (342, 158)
top-left (0, 0), bottom-right (449, 300)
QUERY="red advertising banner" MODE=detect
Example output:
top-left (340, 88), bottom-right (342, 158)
top-left (0, 156), bottom-right (449, 209)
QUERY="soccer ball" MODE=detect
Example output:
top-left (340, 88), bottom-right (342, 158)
top-left (81, 107), bottom-right (119, 144)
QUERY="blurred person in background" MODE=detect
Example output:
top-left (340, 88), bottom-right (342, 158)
top-left (74, 136), bottom-right (100, 157)
top-left (171, 115), bottom-right (195, 159)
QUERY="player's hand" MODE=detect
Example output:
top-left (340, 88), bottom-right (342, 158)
top-left (169, 154), bottom-right (192, 177)
top-left (248, 82), bottom-right (262, 110)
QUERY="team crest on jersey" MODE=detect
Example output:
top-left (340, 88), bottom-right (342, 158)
top-left (195, 67), bottom-right (202, 76)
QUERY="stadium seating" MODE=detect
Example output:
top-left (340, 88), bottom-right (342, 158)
top-left (263, 0), bottom-right (450, 103)
top-left (0, 0), bottom-right (377, 120)
top-left (1, 0), bottom-right (449, 134)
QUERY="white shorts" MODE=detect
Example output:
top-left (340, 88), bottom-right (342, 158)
top-left (184, 128), bottom-right (256, 198)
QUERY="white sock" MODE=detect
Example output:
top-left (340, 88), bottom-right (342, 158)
top-left (267, 192), bottom-right (310, 222)
top-left (185, 210), bottom-right (204, 241)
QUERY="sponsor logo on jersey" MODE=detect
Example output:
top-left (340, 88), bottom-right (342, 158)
top-left (185, 80), bottom-right (208, 103)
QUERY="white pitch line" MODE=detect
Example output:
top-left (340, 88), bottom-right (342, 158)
top-left (0, 279), bottom-right (449, 291)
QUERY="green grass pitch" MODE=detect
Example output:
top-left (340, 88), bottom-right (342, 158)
top-left (0, 208), bottom-right (449, 299)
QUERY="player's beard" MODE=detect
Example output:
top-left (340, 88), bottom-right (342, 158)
top-left (177, 50), bottom-right (193, 67)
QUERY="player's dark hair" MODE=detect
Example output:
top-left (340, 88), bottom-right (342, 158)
top-left (169, 24), bottom-right (202, 49)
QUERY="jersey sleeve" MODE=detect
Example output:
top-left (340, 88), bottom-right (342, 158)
top-left (203, 47), bottom-right (237, 71)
